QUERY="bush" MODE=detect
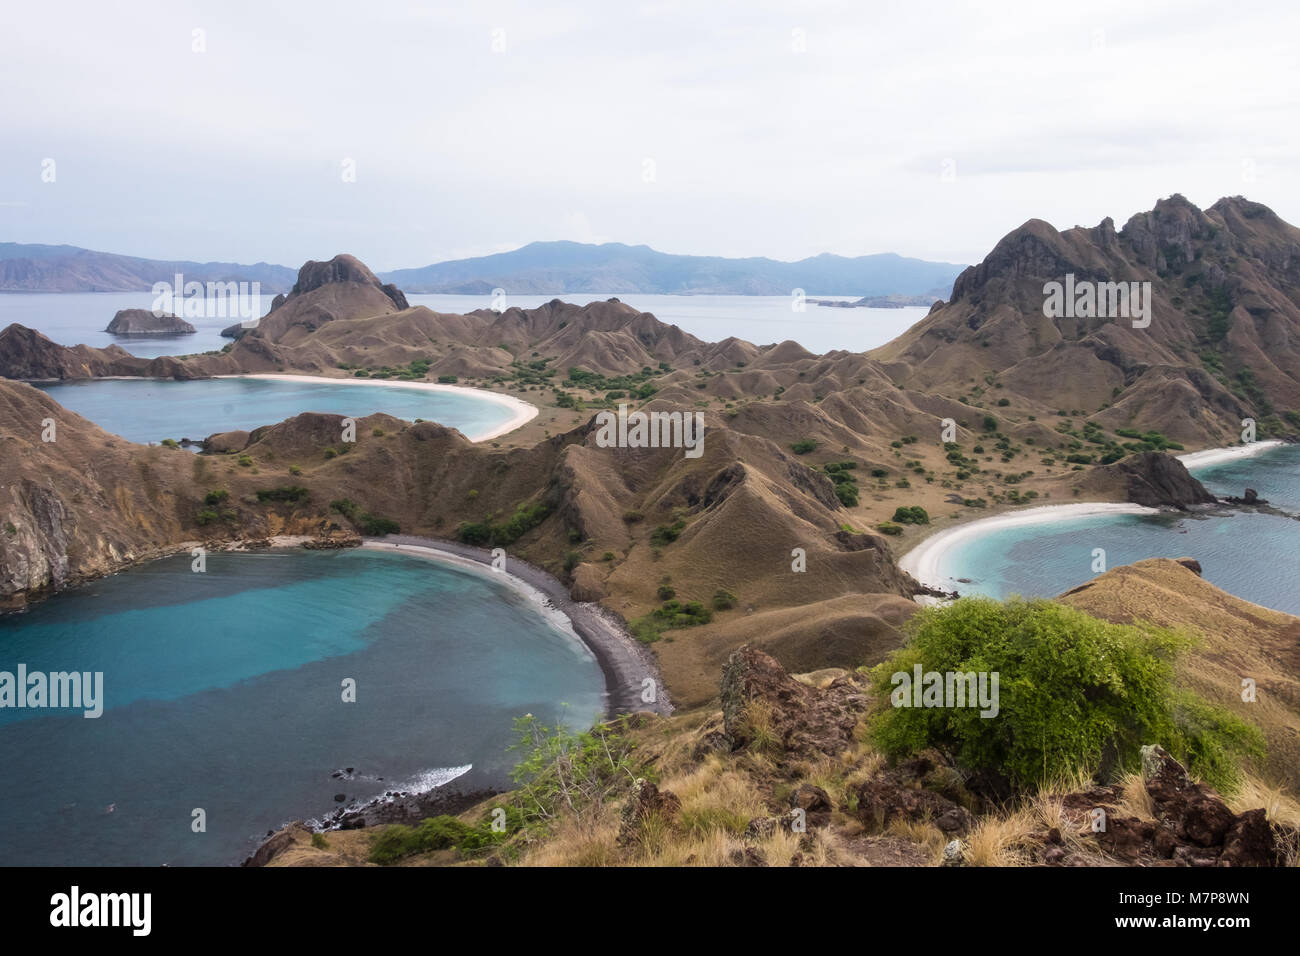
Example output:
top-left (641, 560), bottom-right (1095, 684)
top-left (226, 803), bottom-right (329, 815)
top-left (790, 439), bottom-right (817, 454)
top-left (711, 588), bottom-right (737, 611)
top-left (238, 455), bottom-right (253, 467)
top-left (368, 816), bottom-right (476, 865)
top-left (437, 375), bottom-right (459, 384)
top-left (357, 512), bottom-right (400, 536)
top-left (310, 832), bottom-right (329, 850)
top-left (160, 438), bottom-right (180, 449)
top-left (892, 506), bottom-right (930, 525)
top-left (982, 416), bottom-right (998, 432)
top-left (650, 518), bottom-right (687, 545)
top-left (877, 522), bottom-right (903, 536)
top-left (256, 485), bottom-right (311, 503)
top-left (204, 489), bottom-right (229, 506)
top-left (657, 584), bottom-right (676, 600)
top-left (196, 509), bottom-right (219, 526)
top-left (868, 598), bottom-right (1264, 793)
top-left (456, 502), bottom-right (550, 547)
top-left (330, 498), bottom-right (358, 519)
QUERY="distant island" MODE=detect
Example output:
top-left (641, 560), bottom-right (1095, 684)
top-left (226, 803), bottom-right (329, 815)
top-left (811, 293), bottom-right (943, 309)
top-left (0, 239), bottom-right (965, 299)
top-left (105, 308), bottom-right (196, 335)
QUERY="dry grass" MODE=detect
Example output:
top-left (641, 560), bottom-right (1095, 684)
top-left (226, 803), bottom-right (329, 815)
top-left (1116, 772), bottom-right (1156, 822)
top-left (963, 808), bottom-right (1038, 867)
top-left (1230, 774), bottom-right (1300, 829)
top-left (885, 817), bottom-right (948, 864)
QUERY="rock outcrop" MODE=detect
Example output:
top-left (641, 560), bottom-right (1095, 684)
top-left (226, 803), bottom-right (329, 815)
top-left (105, 309), bottom-right (196, 335)
top-left (1079, 451), bottom-right (1218, 509)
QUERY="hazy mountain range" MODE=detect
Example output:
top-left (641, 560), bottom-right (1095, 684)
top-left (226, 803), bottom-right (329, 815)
top-left (0, 240), bottom-right (965, 298)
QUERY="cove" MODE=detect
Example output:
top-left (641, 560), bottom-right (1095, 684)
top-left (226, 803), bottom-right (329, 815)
top-left (0, 548), bottom-right (604, 866)
top-left (32, 375), bottom-right (528, 446)
top-left (932, 444), bottom-right (1300, 615)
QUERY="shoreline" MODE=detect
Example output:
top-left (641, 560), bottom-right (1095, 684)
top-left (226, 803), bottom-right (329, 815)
top-left (898, 502), bottom-right (1160, 595)
top-left (1176, 439), bottom-right (1284, 471)
top-left (899, 439), bottom-right (1291, 595)
top-left (216, 373), bottom-right (539, 443)
top-left (362, 536), bottom-right (671, 718)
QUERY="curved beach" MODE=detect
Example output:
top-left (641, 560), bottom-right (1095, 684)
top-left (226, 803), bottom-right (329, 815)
top-left (900, 440), bottom-right (1291, 596)
top-left (362, 536), bottom-right (671, 718)
top-left (218, 373), bottom-right (539, 442)
top-left (899, 502), bottom-right (1159, 594)
top-left (1177, 439), bottom-right (1284, 471)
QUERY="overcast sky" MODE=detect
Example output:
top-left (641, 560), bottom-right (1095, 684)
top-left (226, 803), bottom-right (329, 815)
top-left (3, 0), bottom-right (1298, 271)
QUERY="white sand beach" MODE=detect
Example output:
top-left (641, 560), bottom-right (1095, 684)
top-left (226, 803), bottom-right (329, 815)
top-left (1177, 439), bottom-right (1284, 471)
top-left (898, 502), bottom-right (1160, 594)
top-left (217, 373), bottom-right (538, 442)
top-left (900, 439), bottom-right (1291, 596)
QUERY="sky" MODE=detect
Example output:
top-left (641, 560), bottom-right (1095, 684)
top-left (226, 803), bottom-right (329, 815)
top-left (2, 0), bottom-right (1298, 272)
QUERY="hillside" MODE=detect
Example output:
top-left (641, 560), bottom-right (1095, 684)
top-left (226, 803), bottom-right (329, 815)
top-left (870, 195), bottom-right (1300, 447)
top-left (378, 241), bottom-right (966, 296)
top-left (0, 243), bottom-right (297, 293)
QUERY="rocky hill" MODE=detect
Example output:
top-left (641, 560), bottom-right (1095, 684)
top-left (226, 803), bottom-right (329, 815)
top-left (870, 195), bottom-right (1300, 447)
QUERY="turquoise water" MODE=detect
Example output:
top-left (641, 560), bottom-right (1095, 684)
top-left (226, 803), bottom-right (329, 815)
top-left (937, 444), bottom-right (1300, 614)
top-left (34, 376), bottom-right (515, 445)
top-left (0, 549), bottom-right (604, 865)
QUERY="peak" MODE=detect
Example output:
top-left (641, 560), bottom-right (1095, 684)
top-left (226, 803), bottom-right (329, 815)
top-left (288, 254), bottom-right (408, 311)
top-left (292, 254), bottom-right (381, 294)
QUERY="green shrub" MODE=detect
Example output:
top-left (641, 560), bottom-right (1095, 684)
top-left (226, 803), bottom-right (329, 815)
top-left (256, 485), bottom-right (311, 503)
top-left (368, 816), bottom-right (476, 865)
top-left (650, 518), bottom-right (687, 545)
top-left (196, 510), bottom-right (219, 526)
top-left (456, 502), bottom-right (550, 547)
top-left (288, 464), bottom-right (302, 475)
top-left (357, 512), bottom-right (400, 536)
top-left (160, 438), bottom-right (180, 449)
top-left (868, 597), bottom-right (1264, 793)
top-left (876, 521), bottom-right (903, 536)
top-left (711, 588), bottom-right (737, 611)
top-left (310, 832), bottom-right (329, 850)
top-left (204, 489), bottom-right (229, 506)
top-left (437, 375), bottom-right (459, 384)
top-left (330, 498), bottom-right (358, 519)
top-left (657, 584), bottom-right (676, 600)
top-left (790, 439), bottom-right (817, 454)
top-left (238, 455), bottom-right (253, 467)
top-left (892, 505), bottom-right (930, 525)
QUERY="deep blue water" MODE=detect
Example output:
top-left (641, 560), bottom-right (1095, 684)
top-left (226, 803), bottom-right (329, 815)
top-left (938, 444), bottom-right (1300, 614)
top-left (34, 376), bottom-right (515, 445)
top-left (0, 549), bottom-right (604, 866)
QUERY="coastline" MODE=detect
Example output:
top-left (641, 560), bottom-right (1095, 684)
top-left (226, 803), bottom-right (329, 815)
top-left (1176, 439), bottom-right (1284, 471)
top-left (362, 535), bottom-right (671, 718)
top-left (215, 372), bottom-right (539, 442)
top-left (899, 439), bottom-right (1291, 596)
top-left (898, 502), bottom-right (1159, 595)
